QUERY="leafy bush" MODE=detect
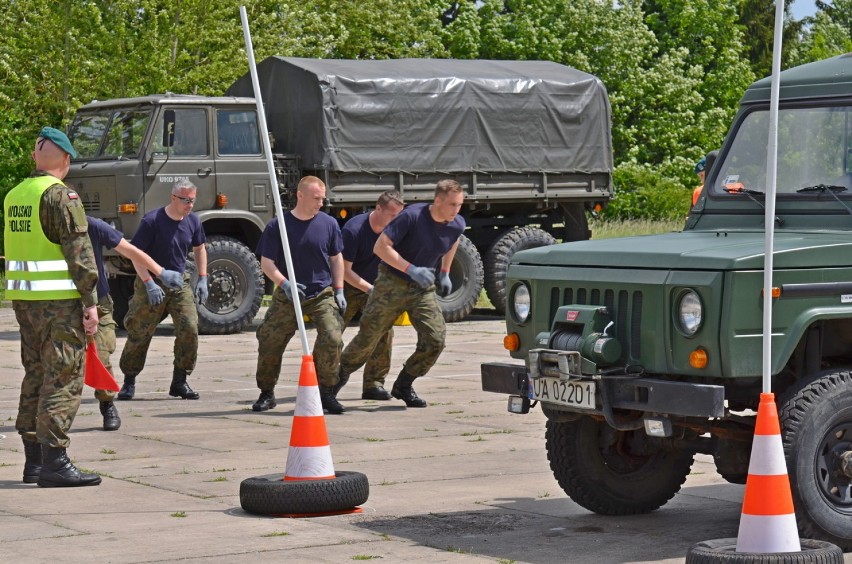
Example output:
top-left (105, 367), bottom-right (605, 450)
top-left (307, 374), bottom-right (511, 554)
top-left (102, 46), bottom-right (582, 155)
top-left (603, 162), bottom-right (693, 221)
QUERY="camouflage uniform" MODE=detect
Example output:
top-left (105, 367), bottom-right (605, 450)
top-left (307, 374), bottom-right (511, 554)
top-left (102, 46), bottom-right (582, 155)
top-left (342, 284), bottom-right (392, 391)
top-left (340, 264), bottom-right (444, 378)
top-left (93, 295), bottom-right (117, 402)
top-left (119, 273), bottom-right (199, 377)
top-left (256, 286), bottom-right (343, 390)
top-left (13, 179), bottom-right (98, 448)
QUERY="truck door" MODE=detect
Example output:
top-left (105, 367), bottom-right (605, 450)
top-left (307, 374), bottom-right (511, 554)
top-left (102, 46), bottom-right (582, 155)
top-left (145, 106), bottom-right (216, 213)
top-left (213, 108), bottom-right (270, 214)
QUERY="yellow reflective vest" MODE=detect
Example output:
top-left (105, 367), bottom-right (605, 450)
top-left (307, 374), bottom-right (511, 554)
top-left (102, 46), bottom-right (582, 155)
top-left (4, 176), bottom-right (80, 300)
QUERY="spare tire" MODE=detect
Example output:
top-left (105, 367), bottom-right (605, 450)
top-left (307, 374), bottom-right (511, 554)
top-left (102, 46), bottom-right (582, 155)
top-left (240, 471), bottom-right (369, 515)
top-left (484, 227), bottom-right (556, 315)
top-left (436, 234), bottom-right (483, 322)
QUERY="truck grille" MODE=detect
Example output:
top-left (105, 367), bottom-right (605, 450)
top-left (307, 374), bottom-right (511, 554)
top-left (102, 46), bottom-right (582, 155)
top-left (549, 286), bottom-right (643, 361)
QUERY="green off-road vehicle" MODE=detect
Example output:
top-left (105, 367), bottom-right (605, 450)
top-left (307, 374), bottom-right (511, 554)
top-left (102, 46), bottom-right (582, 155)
top-left (481, 53), bottom-right (852, 549)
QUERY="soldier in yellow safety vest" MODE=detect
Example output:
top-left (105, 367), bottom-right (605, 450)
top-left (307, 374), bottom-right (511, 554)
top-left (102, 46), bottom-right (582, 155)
top-left (5, 127), bottom-right (102, 488)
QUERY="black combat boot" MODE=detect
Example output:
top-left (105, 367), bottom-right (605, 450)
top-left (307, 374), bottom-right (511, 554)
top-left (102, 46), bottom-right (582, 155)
top-left (169, 369), bottom-right (200, 400)
top-left (319, 386), bottom-right (345, 414)
top-left (252, 390), bottom-right (277, 412)
top-left (22, 439), bottom-right (42, 484)
top-left (100, 401), bottom-right (121, 431)
top-left (332, 368), bottom-right (350, 398)
top-left (362, 386), bottom-right (392, 400)
top-left (391, 369), bottom-right (427, 408)
top-left (37, 446), bottom-right (102, 488)
top-left (117, 375), bottom-right (135, 400)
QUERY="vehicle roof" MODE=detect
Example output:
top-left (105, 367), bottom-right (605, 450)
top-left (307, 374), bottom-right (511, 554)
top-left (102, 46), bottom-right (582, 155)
top-left (742, 53), bottom-right (852, 103)
top-left (77, 93), bottom-right (256, 110)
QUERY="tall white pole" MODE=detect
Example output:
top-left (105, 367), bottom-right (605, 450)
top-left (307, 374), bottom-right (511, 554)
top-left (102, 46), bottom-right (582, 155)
top-left (239, 6), bottom-right (310, 355)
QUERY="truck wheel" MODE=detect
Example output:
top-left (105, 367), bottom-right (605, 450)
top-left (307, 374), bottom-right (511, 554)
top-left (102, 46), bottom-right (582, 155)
top-left (109, 276), bottom-right (135, 329)
top-left (685, 538), bottom-right (842, 563)
top-left (560, 202), bottom-right (590, 242)
top-left (484, 227), bottom-right (556, 315)
top-left (545, 417), bottom-right (694, 515)
top-left (196, 236), bottom-right (264, 335)
top-left (240, 471), bottom-right (369, 515)
top-left (436, 235), bottom-right (483, 322)
top-left (779, 370), bottom-right (852, 551)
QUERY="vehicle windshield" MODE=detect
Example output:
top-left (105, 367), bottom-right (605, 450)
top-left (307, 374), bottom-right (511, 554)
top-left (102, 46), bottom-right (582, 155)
top-left (68, 107), bottom-right (153, 160)
top-left (713, 105), bottom-right (852, 197)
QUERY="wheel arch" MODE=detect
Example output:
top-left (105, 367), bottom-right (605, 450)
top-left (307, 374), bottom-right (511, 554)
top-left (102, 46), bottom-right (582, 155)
top-left (195, 210), bottom-right (265, 252)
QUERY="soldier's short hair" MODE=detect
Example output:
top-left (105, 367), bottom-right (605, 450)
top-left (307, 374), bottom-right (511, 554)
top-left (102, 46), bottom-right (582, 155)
top-left (377, 190), bottom-right (403, 208)
top-left (172, 179), bottom-right (197, 194)
top-left (435, 179), bottom-right (464, 198)
top-left (298, 175), bottom-right (326, 192)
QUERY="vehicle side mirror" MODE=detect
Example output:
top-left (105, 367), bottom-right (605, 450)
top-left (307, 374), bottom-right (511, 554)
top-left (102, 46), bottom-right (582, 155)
top-left (163, 110), bottom-right (176, 148)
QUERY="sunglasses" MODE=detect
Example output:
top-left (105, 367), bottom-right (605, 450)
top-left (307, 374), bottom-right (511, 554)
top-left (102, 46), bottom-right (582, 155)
top-left (172, 195), bottom-right (195, 204)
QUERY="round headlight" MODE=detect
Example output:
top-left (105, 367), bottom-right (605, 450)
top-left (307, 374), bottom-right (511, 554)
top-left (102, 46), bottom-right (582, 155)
top-left (512, 283), bottom-right (531, 323)
top-left (677, 290), bottom-right (703, 336)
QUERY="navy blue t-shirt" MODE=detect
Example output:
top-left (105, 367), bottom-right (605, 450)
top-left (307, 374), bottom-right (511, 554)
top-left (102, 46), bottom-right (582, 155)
top-left (87, 216), bottom-right (124, 300)
top-left (341, 212), bottom-right (381, 284)
top-left (382, 203), bottom-right (465, 282)
top-left (256, 212), bottom-right (343, 298)
top-left (130, 208), bottom-right (206, 273)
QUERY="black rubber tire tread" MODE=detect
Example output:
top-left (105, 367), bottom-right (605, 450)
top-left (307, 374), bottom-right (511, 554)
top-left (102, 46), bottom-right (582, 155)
top-left (560, 202), bottom-right (591, 242)
top-left (545, 417), bottom-right (694, 515)
top-left (685, 538), bottom-right (843, 563)
top-left (779, 370), bottom-right (852, 551)
top-left (240, 471), bottom-right (369, 515)
top-left (436, 234), bottom-right (483, 323)
top-left (484, 227), bottom-right (557, 315)
top-left (109, 275), bottom-right (135, 330)
top-left (196, 236), bottom-right (264, 335)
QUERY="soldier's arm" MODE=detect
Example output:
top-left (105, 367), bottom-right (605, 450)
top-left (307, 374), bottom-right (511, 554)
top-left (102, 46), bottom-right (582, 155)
top-left (343, 259), bottom-right (371, 293)
top-left (260, 256), bottom-right (286, 286)
top-left (114, 239), bottom-right (164, 280)
top-left (329, 253), bottom-right (344, 289)
top-left (193, 243), bottom-right (207, 277)
top-left (374, 232), bottom-right (408, 273)
top-left (440, 239), bottom-right (460, 271)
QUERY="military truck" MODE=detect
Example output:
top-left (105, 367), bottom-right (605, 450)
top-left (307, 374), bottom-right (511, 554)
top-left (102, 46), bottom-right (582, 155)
top-left (480, 53), bottom-right (852, 550)
top-left (66, 57), bottom-right (613, 334)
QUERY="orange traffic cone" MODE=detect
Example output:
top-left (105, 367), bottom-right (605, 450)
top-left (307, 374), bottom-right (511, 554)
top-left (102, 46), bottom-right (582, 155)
top-left (284, 355), bottom-right (335, 480)
top-left (735, 393), bottom-right (800, 552)
top-left (84, 339), bottom-right (120, 392)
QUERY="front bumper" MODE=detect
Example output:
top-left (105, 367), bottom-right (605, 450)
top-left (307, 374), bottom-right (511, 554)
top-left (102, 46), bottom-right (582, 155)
top-left (481, 361), bottom-right (725, 419)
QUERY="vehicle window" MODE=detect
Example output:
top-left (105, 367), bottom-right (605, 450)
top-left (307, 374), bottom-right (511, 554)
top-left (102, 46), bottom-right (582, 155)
top-left (151, 108), bottom-right (209, 157)
top-left (714, 106), bottom-right (852, 196)
top-left (101, 110), bottom-right (151, 159)
top-left (217, 110), bottom-right (261, 155)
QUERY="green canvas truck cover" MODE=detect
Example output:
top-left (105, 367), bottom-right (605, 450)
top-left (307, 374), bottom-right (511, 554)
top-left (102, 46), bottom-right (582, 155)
top-left (226, 56), bottom-right (613, 175)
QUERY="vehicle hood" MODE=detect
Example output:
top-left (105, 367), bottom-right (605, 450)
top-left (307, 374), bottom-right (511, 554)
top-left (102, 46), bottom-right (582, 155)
top-left (514, 231), bottom-right (852, 270)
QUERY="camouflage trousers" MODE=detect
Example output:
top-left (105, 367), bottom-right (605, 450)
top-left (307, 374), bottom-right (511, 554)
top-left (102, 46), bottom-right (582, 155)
top-left (342, 284), bottom-right (392, 390)
top-left (340, 264), bottom-right (445, 380)
top-left (14, 300), bottom-right (86, 449)
top-left (119, 275), bottom-right (198, 378)
top-left (255, 286), bottom-right (343, 390)
top-left (94, 295), bottom-right (117, 402)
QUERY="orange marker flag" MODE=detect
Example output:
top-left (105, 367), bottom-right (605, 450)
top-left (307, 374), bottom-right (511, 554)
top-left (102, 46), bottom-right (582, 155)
top-left (84, 339), bottom-right (120, 392)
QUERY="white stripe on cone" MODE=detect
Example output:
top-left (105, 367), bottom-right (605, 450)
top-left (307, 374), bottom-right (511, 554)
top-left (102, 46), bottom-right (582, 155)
top-left (285, 445), bottom-right (334, 479)
top-left (736, 514), bottom-right (801, 552)
top-left (746, 434), bottom-right (788, 476)
top-left (294, 384), bottom-right (322, 416)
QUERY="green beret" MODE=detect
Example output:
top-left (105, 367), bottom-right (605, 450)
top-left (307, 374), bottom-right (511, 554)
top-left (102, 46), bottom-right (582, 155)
top-left (38, 126), bottom-right (78, 159)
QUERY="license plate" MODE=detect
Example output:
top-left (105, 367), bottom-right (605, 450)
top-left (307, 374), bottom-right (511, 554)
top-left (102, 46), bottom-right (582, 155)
top-left (530, 377), bottom-right (596, 410)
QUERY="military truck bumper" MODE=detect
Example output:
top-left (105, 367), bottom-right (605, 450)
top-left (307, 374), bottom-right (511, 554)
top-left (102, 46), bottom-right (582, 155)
top-left (480, 361), bottom-right (725, 419)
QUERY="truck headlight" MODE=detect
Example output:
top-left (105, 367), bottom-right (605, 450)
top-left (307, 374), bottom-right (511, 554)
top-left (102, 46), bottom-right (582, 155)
top-left (676, 290), bottom-right (703, 336)
top-left (511, 283), bottom-right (531, 324)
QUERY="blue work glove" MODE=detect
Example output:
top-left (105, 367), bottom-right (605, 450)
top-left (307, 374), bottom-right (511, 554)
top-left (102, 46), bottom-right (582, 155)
top-left (280, 279), bottom-right (306, 303)
top-left (405, 265), bottom-right (435, 289)
top-left (334, 287), bottom-right (347, 315)
top-left (437, 270), bottom-right (452, 297)
top-left (194, 275), bottom-right (209, 305)
top-left (144, 278), bottom-right (165, 306)
top-left (158, 269), bottom-right (184, 290)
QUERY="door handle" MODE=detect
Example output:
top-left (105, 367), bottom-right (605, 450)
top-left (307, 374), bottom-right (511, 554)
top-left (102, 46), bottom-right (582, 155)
top-left (198, 167), bottom-right (212, 177)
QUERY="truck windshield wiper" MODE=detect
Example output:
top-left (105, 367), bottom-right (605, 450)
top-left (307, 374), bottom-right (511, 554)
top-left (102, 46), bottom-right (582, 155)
top-left (796, 184), bottom-right (852, 217)
top-left (723, 186), bottom-right (785, 225)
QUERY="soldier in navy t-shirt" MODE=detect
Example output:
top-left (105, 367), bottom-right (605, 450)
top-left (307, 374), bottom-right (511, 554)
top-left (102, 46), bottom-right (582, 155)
top-left (251, 176), bottom-right (348, 415)
top-left (340, 179), bottom-right (466, 408)
top-left (335, 191), bottom-right (404, 402)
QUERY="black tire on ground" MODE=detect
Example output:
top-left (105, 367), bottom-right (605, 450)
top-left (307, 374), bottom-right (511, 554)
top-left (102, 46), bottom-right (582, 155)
top-left (108, 275), bottom-right (136, 330)
top-left (779, 370), bottom-right (852, 551)
top-left (545, 417), bottom-right (694, 515)
top-left (685, 538), bottom-right (843, 563)
top-left (484, 227), bottom-right (556, 315)
top-left (436, 234), bottom-right (483, 323)
top-left (195, 236), bottom-right (264, 335)
top-left (240, 471), bottom-right (370, 515)
top-left (560, 202), bottom-right (590, 242)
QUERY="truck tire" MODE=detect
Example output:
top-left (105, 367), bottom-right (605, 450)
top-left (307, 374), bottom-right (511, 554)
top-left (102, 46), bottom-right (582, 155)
top-left (779, 370), bottom-right (852, 551)
top-left (545, 416), bottom-right (694, 515)
top-left (685, 538), bottom-right (842, 563)
top-left (240, 471), bottom-right (369, 516)
top-left (484, 227), bottom-right (556, 315)
top-left (560, 202), bottom-right (591, 242)
top-left (436, 234), bottom-right (483, 323)
top-left (109, 276), bottom-right (136, 330)
top-left (196, 236), bottom-right (264, 335)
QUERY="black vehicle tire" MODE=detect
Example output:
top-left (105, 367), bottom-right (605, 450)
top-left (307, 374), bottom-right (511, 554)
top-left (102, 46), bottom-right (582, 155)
top-left (436, 234), bottom-right (483, 323)
top-left (779, 370), bottom-right (852, 551)
top-left (195, 236), bottom-right (264, 335)
top-left (484, 227), bottom-right (556, 315)
top-left (560, 202), bottom-right (591, 242)
top-left (109, 275), bottom-right (136, 329)
top-left (685, 538), bottom-right (842, 563)
top-left (239, 471), bottom-right (370, 515)
top-left (545, 416), bottom-right (694, 515)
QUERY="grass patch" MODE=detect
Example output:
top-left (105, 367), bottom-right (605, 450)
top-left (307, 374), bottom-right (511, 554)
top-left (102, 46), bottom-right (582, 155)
top-left (170, 511), bottom-right (187, 518)
top-left (205, 476), bottom-right (228, 482)
top-left (352, 556), bottom-right (382, 561)
top-left (100, 448), bottom-right (116, 455)
top-left (261, 531), bottom-right (290, 537)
